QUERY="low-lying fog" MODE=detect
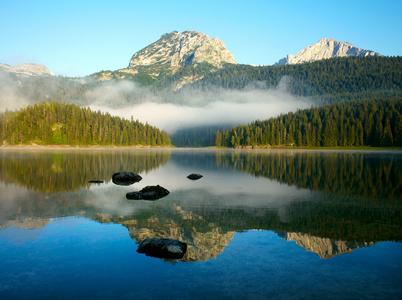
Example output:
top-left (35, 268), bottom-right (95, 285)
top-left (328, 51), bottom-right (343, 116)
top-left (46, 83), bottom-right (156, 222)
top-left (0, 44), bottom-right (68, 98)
top-left (87, 78), bottom-right (314, 134)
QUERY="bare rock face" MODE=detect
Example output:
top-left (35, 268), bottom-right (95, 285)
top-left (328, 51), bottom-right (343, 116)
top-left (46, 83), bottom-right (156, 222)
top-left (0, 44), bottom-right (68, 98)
top-left (2, 63), bottom-right (55, 77)
top-left (128, 31), bottom-right (236, 69)
top-left (275, 38), bottom-right (381, 65)
top-left (0, 63), bottom-right (12, 71)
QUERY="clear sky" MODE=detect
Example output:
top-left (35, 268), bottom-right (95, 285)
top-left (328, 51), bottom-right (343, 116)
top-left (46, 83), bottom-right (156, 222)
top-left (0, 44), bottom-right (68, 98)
top-left (1, 0), bottom-right (401, 77)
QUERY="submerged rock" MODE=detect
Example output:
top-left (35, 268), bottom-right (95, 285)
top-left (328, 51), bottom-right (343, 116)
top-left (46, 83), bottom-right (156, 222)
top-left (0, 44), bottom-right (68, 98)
top-left (137, 238), bottom-right (187, 259)
top-left (112, 171), bottom-right (142, 186)
top-left (88, 180), bottom-right (104, 184)
top-left (126, 185), bottom-right (170, 200)
top-left (187, 173), bottom-right (203, 180)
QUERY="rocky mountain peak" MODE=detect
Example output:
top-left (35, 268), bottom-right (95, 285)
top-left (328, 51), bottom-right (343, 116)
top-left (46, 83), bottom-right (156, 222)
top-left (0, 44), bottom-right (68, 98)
top-left (275, 38), bottom-right (381, 65)
top-left (128, 30), bottom-right (237, 69)
top-left (0, 63), bottom-right (55, 77)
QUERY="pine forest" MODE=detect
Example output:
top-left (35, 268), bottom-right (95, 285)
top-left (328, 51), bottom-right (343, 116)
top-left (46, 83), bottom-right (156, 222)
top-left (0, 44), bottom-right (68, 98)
top-left (0, 102), bottom-right (171, 146)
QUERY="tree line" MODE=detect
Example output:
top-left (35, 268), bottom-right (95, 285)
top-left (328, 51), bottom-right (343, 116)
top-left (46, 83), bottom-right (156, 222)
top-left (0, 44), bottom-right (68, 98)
top-left (214, 98), bottom-right (402, 148)
top-left (0, 102), bottom-right (171, 146)
top-left (187, 56), bottom-right (402, 104)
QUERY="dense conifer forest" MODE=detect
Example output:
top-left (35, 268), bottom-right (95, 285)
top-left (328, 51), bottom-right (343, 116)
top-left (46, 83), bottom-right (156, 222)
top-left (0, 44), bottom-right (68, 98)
top-left (0, 102), bottom-right (171, 146)
top-left (214, 98), bottom-right (402, 148)
top-left (187, 56), bottom-right (402, 104)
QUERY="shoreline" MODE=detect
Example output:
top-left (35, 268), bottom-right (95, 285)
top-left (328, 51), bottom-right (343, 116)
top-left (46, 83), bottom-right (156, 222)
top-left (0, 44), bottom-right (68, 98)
top-left (0, 144), bottom-right (175, 150)
top-left (1, 144), bottom-right (401, 151)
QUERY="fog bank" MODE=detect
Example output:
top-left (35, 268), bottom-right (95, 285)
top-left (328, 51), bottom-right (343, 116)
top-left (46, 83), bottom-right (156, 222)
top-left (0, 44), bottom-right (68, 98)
top-left (88, 78), bottom-right (314, 134)
top-left (0, 72), bottom-right (29, 112)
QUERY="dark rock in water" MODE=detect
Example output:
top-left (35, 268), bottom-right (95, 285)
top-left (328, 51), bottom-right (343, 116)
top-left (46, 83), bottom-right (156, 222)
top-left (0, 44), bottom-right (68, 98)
top-left (112, 171), bottom-right (142, 186)
top-left (126, 185), bottom-right (170, 200)
top-left (137, 238), bottom-right (187, 259)
top-left (187, 173), bottom-right (203, 180)
top-left (88, 180), bottom-right (104, 184)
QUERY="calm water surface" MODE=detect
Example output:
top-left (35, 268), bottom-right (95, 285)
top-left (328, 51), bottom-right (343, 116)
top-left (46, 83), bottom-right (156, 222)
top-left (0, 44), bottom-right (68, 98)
top-left (0, 149), bottom-right (401, 299)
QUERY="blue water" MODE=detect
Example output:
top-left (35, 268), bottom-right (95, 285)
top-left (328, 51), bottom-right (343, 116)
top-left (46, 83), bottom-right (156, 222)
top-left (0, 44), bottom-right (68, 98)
top-left (1, 218), bottom-right (401, 299)
top-left (0, 149), bottom-right (401, 299)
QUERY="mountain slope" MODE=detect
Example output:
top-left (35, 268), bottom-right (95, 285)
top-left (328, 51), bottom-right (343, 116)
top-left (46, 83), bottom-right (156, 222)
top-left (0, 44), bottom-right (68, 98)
top-left (276, 38), bottom-right (381, 65)
top-left (93, 31), bottom-right (237, 89)
top-left (128, 30), bottom-right (236, 68)
top-left (0, 63), bottom-right (54, 77)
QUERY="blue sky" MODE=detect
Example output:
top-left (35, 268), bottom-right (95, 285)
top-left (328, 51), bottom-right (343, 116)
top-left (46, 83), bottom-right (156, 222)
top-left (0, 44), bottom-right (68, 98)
top-left (1, 0), bottom-right (401, 77)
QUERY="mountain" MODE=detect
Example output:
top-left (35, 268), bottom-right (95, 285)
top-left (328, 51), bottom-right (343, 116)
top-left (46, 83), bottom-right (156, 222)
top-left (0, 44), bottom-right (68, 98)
top-left (0, 63), bottom-right (55, 77)
top-left (275, 38), bottom-right (381, 65)
top-left (128, 30), bottom-right (236, 69)
top-left (92, 31), bottom-right (237, 88)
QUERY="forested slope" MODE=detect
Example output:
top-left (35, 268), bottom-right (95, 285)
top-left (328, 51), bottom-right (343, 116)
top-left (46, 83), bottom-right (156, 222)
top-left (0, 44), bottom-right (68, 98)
top-left (0, 102), bottom-right (171, 146)
top-left (187, 56), bottom-right (402, 104)
top-left (214, 98), bottom-right (402, 148)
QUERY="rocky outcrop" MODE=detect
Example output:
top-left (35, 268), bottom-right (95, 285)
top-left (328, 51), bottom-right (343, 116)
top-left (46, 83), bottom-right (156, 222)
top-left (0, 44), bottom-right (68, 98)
top-left (111, 171), bottom-right (142, 186)
top-left (128, 31), bottom-right (236, 69)
top-left (277, 231), bottom-right (375, 259)
top-left (187, 173), bottom-right (203, 180)
top-left (126, 185), bottom-right (170, 200)
top-left (1, 63), bottom-right (55, 77)
top-left (275, 38), bottom-right (381, 65)
top-left (136, 238), bottom-right (187, 259)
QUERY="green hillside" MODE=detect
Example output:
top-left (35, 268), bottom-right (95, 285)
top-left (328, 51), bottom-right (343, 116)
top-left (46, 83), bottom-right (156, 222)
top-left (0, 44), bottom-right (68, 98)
top-left (0, 102), bottom-right (171, 146)
top-left (214, 98), bottom-right (402, 148)
top-left (186, 56), bottom-right (402, 104)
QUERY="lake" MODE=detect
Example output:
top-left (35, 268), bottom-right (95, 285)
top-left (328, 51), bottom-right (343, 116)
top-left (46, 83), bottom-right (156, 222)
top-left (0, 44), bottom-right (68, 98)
top-left (0, 148), bottom-right (401, 299)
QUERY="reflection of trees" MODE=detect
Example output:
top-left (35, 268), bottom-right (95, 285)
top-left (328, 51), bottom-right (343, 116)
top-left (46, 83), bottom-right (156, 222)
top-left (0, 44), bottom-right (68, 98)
top-left (90, 187), bottom-right (401, 262)
top-left (1, 149), bottom-right (401, 261)
top-left (214, 150), bottom-right (402, 200)
top-left (0, 149), bottom-right (171, 193)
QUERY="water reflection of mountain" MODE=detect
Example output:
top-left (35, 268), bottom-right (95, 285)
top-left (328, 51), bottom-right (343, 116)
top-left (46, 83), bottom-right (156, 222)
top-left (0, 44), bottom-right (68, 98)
top-left (1, 186), bottom-right (400, 261)
top-left (276, 232), bottom-right (375, 259)
top-left (1, 149), bottom-right (401, 261)
top-left (0, 149), bottom-right (171, 193)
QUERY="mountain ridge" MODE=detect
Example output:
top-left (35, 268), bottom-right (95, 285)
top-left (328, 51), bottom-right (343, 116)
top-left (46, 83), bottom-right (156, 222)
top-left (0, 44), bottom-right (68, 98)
top-left (0, 63), bottom-right (54, 77)
top-left (128, 30), bottom-right (236, 69)
top-left (275, 38), bottom-right (381, 65)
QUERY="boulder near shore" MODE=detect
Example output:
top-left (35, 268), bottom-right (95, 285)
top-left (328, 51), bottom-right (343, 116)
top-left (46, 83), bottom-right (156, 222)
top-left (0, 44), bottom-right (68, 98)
top-left (112, 171), bottom-right (142, 186)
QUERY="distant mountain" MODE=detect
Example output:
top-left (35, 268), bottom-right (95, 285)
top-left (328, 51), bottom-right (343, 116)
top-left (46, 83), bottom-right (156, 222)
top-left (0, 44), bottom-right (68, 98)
top-left (275, 38), bottom-right (381, 65)
top-left (128, 30), bottom-right (236, 69)
top-left (93, 31), bottom-right (237, 88)
top-left (0, 63), bottom-right (54, 77)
